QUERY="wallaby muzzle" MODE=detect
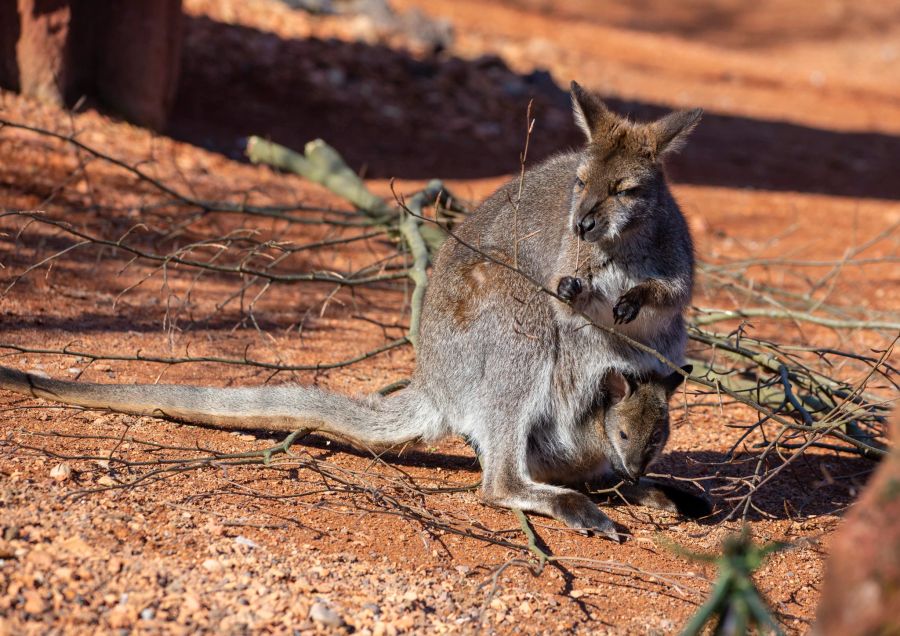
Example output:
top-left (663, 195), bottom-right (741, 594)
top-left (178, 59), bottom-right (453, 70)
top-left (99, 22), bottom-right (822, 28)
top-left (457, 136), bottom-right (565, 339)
top-left (575, 212), bottom-right (607, 242)
top-left (613, 466), bottom-right (640, 486)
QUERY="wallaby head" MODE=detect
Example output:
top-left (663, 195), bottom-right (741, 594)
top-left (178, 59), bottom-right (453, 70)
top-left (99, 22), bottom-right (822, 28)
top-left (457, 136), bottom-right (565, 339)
top-left (600, 364), bottom-right (692, 484)
top-left (568, 81), bottom-right (702, 244)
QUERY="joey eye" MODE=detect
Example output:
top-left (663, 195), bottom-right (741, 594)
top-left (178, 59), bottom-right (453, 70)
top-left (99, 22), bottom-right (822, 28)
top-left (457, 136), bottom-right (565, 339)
top-left (574, 176), bottom-right (585, 191)
top-left (619, 430), bottom-right (628, 440)
top-left (616, 185), bottom-right (641, 197)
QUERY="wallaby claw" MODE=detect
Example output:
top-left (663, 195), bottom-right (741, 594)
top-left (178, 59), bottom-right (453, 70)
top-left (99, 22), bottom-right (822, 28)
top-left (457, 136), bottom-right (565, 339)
top-left (557, 276), bottom-right (584, 302)
top-left (612, 293), bottom-right (641, 324)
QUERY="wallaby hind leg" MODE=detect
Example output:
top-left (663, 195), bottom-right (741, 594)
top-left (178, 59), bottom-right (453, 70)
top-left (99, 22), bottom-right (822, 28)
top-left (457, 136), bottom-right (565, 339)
top-left (480, 452), bottom-right (627, 543)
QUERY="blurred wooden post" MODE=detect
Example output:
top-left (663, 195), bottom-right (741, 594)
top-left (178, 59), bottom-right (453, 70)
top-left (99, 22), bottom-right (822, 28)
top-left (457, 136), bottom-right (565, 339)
top-left (814, 412), bottom-right (900, 635)
top-left (0, 0), bottom-right (184, 130)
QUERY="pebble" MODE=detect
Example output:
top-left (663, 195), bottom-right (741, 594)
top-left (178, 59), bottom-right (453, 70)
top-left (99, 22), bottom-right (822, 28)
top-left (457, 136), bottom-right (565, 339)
top-left (23, 590), bottom-right (46, 614)
top-left (309, 602), bottom-right (343, 627)
top-left (234, 536), bottom-right (258, 549)
top-left (50, 463), bottom-right (72, 481)
top-left (202, 558), bottom-right (223, 573)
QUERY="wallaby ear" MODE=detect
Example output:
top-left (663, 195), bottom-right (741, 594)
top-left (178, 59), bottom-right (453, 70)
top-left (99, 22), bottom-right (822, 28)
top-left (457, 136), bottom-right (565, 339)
top-left (662, 364), bottom-right (693, 396)
top-left (605, 369), bottom-right (633, 404)
top-left (570, 80), bottom-right (609, 143)
top-left (651, 108), bottom-right (702, 158)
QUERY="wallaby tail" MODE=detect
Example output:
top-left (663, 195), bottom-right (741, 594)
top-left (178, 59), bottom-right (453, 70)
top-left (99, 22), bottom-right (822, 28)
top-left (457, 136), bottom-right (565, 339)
top-left (0, 365), bottom-right (439, 447)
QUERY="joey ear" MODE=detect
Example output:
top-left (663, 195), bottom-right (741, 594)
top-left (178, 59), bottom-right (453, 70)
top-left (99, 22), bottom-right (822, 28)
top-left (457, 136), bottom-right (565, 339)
top-left (571, 80), bottom-right (609, 142)
top-left (662, 364), bottom-right (693, 396)
top-left (605, 369), bottom-right (633, 403)
top-left (651, 108), bottom-right (702, 158)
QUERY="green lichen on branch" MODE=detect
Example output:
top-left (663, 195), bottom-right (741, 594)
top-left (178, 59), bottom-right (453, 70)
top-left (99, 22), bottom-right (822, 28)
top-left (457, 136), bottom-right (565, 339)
top-left (245, 137), bottom-right (454, 350)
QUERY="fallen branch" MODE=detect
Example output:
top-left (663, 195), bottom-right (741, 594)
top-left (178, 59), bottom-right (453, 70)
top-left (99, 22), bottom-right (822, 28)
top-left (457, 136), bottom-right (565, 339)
top-left (693, 307), bottom-right (900, 331)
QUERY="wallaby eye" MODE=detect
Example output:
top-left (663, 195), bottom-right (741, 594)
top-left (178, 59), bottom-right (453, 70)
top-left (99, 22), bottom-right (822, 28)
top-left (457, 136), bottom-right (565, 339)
top-left (619, 430), bottom-right (628, 440)
top-left (574, 176), bottom-right (585, 191)
top-left (650, 430), bottom-right (662, 445)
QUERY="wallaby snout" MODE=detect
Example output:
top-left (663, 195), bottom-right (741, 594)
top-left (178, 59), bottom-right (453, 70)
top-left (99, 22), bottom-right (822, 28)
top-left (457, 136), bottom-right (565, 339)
top-left (575, 210), bottom-right (608, 241)
top-left (614, 467), bottom-right (640, 486)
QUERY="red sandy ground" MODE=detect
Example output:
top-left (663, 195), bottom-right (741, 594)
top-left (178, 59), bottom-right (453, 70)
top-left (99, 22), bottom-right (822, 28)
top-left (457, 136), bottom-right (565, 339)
top-left (0, 0), bottom-right (898, 633)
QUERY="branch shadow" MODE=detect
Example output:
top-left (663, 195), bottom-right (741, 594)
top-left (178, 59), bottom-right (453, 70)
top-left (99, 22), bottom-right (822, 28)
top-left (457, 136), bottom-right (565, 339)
top-left (230, 429), bottom-right (875, 521)
top-left (651, 448), bottom-right (877, 521)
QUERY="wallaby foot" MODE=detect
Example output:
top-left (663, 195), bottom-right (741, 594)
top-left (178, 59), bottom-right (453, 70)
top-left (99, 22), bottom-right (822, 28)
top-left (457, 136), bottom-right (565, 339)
top-left (556, 275), bottom-right (584, 302)
top-left (550, 491), bottom-right (628, 542)
top-left (482, 476), bottom-right (628, 543)
top-left (611, 478), bottom-right (712, 519)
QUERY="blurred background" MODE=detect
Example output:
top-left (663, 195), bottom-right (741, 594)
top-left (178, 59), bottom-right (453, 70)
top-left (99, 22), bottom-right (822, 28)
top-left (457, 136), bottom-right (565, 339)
top-left (3, 0), bottom-right (900, 194)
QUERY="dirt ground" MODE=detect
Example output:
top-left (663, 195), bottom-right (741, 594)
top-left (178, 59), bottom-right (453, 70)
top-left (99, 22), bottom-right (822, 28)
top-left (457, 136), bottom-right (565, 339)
top-left (0, 0), bottom-right (898, 633)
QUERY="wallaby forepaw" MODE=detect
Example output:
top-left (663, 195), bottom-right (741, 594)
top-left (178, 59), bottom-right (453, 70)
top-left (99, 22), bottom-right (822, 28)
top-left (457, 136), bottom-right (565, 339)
top-left (612, 292), bottom-right (641, 324)
top-left (556, 276), bottom-right (583, 302)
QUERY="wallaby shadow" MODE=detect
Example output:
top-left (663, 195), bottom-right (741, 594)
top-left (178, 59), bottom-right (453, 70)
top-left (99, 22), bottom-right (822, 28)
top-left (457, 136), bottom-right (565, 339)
top-left (652, 448), bottom-right (876, 521)
top-left (167, 13), bottom-right (900, 199)
top-left (238, 428), bottom-right (482, 473)
top-left (237, 428), bottom-right (876, 521)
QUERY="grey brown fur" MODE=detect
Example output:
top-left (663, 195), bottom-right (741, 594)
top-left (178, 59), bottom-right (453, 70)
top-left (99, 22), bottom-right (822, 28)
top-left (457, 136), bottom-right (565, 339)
top-left (0, 83), bottom-right (708, 540)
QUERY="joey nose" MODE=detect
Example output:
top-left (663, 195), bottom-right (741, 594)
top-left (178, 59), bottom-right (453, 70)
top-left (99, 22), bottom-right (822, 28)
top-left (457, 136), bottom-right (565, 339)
top-left (577, 215), bottom-right (595, 237)
top-left (615, 466), bottom-right (639, 485)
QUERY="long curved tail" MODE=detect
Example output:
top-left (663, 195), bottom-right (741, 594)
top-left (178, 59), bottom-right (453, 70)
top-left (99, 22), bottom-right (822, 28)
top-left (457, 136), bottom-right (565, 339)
top-left (0, 365), bottom-right (438, 447)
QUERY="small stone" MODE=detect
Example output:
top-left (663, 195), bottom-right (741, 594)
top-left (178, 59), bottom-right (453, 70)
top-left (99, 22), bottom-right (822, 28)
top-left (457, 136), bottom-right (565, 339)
top-left (23, 590), bottom-right (46, 614)
top-left (394, 615), bottom-right (415, 630)
top-left (234, 535), bottom-right (257, 549)
top-left (202, 558), bottom-right (222, 573)
top-left (107, 605), bottom-right (136, 629)
top-left (26, 548), bottom-right (53, 568)
top-left (402, 591), bottom-right (418, 603)
top-left (182, 594), bottom-right (201, 613)
top-left (62, 535), bottom-right (91, 556)
top-left (140, 608), bottom-right (155, 621)
top-left (309, 602), bottom-right (343, 627)
top-left (50, 462), bottom-right (72, 481)
top-left (0, 541), bottom-right (16, 559)
top-left (97, 475), bottom-right (116, 487)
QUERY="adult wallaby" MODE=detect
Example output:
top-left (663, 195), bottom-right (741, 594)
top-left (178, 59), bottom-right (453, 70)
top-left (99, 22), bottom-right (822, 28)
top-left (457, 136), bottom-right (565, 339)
top-left (0, 82), bottom-right (706, 540)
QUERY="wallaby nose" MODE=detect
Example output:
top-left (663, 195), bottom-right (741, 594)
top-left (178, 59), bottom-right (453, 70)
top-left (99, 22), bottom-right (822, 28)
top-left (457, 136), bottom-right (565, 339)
top-left (577, 215), bottom-right (595, 237)
top-left (614, 466), bottom-right (639, 485)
